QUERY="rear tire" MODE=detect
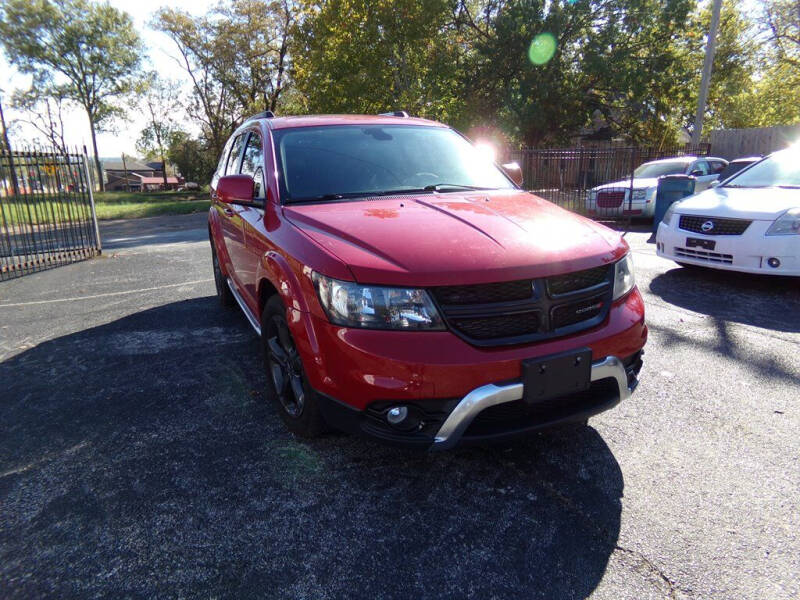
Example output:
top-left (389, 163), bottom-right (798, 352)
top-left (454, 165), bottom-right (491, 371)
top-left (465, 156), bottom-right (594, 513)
top-left (262, 295), bottom-right (327, 437)
top-left (211, 239), bottom-right (235, 307)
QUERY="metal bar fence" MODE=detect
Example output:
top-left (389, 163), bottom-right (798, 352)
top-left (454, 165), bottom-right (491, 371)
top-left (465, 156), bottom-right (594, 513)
top-left (0, 145), bottom-right (101, 281)
top-left (509, 143), bottom-right (711, 228)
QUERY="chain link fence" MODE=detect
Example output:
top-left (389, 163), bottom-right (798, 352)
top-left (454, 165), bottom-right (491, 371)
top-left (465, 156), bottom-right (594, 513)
top-left (1, 146), bottom-right (101, 281)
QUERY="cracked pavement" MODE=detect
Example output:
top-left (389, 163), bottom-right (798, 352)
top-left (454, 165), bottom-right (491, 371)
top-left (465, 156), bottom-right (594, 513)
top-left (1, 213), bottom-right (798, 599)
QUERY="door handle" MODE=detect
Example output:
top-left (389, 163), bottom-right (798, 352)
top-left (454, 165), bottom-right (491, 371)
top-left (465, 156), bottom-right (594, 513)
top-left (223, 207), bottom-right (235, 216)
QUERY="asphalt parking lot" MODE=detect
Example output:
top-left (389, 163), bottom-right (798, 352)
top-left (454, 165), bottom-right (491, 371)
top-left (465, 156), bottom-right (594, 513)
top-left (1, 213), bottom-right (798, 599)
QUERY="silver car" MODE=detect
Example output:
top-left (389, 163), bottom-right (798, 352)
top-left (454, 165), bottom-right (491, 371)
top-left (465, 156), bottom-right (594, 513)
top-left (586, 156), bottom-right (728, 219)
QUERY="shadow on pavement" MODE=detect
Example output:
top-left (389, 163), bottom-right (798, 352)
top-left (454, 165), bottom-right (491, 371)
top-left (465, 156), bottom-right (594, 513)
top-left (1, 297), bottom-right (622, 599)
top-left (649, 264), bottom-right (800, 333)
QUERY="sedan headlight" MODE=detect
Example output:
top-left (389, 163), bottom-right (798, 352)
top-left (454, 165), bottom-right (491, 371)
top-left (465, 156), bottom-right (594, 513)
top-left (313, 273), bottom-right (445, 330)
top-left (766, 208), bottom-right (800, 236)
top-left (612, 254), bottom-right (636, 300)
top-left (662, 201), bottom-right (680, 226)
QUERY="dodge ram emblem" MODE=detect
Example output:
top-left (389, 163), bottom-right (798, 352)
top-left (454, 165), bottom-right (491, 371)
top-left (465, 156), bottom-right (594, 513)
top-left (701, 220), bottom-right (715, 232)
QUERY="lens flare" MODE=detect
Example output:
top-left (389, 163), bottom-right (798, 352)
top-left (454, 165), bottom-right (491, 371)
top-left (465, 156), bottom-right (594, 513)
top-left (528, 33), bottom-right (557, 65)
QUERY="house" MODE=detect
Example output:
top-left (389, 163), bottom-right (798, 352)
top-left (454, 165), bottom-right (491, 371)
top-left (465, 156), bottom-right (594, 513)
top-left (102, 158), bottom-right (182, 191)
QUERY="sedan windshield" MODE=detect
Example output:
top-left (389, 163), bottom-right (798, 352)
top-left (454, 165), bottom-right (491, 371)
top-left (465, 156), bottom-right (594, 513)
top-left (273, 125), bottom-right (514, 202)
top-left (633, 161), bottom-right (689, 178)
top-left (722, 148), bottom-right (800, 188)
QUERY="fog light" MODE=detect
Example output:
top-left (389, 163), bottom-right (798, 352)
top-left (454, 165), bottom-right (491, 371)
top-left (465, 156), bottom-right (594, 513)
top-left (386, 406), bottom-right (408, 425)
top-left (767, 257), bottom-right (781, 268)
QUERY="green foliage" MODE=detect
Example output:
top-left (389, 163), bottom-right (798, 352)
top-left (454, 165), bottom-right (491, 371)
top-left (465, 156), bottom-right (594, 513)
top-left (166, 131), bottom-right (216, 185)
top-left (292, 0), bottom-right (465, 123)
top-left (136, 72), bottom-right (181, 184)
top-left (154, 1), bottom-right (297, 161)
top-left (0, 0), bottom-right (143, 187)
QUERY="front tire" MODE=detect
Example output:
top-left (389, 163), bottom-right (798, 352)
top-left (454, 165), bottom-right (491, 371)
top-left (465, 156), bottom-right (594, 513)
top-left (211, 239), bottom-right (235, 307)
top-left (262, 295), bottom-right (327, 437)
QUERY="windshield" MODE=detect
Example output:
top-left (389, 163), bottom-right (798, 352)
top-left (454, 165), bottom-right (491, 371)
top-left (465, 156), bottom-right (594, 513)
top-left (722, 149), bottom-right (800, 188)
top-left (273, 125), bottom-right (514, 202)
top-left (633, 160), bottom-right (689, 178)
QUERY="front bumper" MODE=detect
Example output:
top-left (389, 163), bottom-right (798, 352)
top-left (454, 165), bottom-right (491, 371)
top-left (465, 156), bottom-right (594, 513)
top-left (317, 352), bottom-right (642, 450)
top-left (656, 220), bottom-right (800, 276)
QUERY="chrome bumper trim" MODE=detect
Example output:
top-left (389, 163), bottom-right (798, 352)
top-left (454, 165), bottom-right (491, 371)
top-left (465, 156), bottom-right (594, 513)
top-left (431, 355), bottom-right (633, 450)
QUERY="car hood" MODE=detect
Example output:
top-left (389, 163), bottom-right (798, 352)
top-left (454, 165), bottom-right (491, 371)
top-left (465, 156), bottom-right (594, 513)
top-left (674, 186), bottom-right (800, 221)
top-left (283, 190), bottom-right (628, 287)
top-left (592, 177), bottom-right (660, 192)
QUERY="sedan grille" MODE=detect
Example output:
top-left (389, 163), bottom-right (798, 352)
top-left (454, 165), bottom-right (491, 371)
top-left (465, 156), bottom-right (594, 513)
top-left (674, 247), bottom-right (733, 264)
top-left (679, 215), bottom-right (751, 235)
top-left (596, 190), bottom-right (626, 208)
top-left (430, 265), bottom-right (613, 346)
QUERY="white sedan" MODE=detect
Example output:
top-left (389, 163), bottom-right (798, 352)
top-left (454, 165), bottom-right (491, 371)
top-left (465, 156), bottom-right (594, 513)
top-left (656, 147), bottom-right (800, 276)
top-left (586, 156), bottom-right (728, 219)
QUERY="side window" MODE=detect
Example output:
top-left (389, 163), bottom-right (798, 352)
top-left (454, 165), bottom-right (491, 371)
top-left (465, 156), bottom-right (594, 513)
top-left (690, 161), bottom-right (709, 176)
top-left (215, 137), bottom-right (233, 177)
top-left (225, 134), bottom-right (247, 175)
top-left (240, 132), bottom-right (265, 199)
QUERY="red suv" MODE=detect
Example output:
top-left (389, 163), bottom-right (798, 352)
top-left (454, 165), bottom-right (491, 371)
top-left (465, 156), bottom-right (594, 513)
top-left (208, 112), bottom-right (646, 450)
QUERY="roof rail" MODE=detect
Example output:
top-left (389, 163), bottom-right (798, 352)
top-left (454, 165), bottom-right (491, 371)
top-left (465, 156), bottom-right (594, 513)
top-left (246, 110), bottom-right (275, 121)
top-left (379, 111), bottom-right (410, 118)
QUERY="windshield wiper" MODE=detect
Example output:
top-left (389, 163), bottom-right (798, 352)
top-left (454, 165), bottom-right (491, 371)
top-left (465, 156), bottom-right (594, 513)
top-left (777, 185), bottom-right (800, 189)
top-left (288, 192), bottom-right (373, 202)
top-left (423, 183), bottom-right (499, 192)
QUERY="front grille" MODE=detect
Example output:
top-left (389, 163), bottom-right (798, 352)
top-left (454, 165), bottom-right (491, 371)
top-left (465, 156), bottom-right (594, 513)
top-left (432, 279), bottom-right (532, 305)
top-left (596, 190), bottom-right (626, 208)
top-left (430, 265), bottom-right (613, 346)
top-left (674, 247), bottom-right (733, 264)
top-left (679, 215), bottom-right (751, 235)
top-left (451, 311), bottom-right (540, 340)
top-left (548, 265), bottom-right (610, 296)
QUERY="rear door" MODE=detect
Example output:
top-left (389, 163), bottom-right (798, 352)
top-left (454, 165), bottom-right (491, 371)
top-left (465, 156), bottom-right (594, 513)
top-left (217, 133), bottom-right (248, 290)
top-left (688, 160), bottom-right (716, 191)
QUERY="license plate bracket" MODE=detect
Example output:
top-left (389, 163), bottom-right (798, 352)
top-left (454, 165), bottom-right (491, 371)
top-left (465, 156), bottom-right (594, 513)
top-left (686, 237), bottom-right (716, 250)
top-left (522, 348), bottom-right (593, 405)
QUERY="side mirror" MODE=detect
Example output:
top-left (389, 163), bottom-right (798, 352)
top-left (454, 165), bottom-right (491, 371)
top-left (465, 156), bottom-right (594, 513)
top-left (502, 162), bottom-right (523, 187)
top-left (690, 169), bottom-right (704, 177)
top-left (216, 174), bottom-right (257, 205)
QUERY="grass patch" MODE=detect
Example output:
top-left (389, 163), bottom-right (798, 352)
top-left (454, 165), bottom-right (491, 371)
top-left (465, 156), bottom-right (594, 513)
top-left (1, 191), bottom-right (210, 225)
top-left (94, 199), bottom-right (210, 220)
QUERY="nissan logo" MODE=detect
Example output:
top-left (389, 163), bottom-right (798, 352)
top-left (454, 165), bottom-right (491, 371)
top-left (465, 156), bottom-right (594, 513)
top-left (701, 220), bottom-right (715, 232)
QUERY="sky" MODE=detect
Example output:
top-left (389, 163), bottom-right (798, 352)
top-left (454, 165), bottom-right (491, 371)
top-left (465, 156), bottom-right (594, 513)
top-left (0, 0), bottom-right (216, 158)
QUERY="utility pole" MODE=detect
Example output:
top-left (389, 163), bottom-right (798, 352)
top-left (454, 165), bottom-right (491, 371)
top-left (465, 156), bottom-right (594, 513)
top-left (121, 153), bottom-right (130, 192)
top-left (692, 0), bottom-right (723, 147)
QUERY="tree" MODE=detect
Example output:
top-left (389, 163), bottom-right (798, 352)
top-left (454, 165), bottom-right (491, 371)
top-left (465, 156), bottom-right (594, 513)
top-left (676, 0), bottom-right (759, 132)
top-left (136, 73), bottom-right (180, 188)
top-left (154, 1), bottom-right (299, 161)
top-left (9, 88), bottom-right (71, 154)
top-left (292, 0), bottom-right (465, 123)
top-left (166, 131), bottom-right (216, 185)
top-left (0, 0), bottom-right (143, 190)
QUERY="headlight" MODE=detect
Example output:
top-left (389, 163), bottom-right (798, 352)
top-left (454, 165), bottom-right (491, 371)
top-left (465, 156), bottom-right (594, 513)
top-left (588, 190), bottom-right (597, 201)
top-left (766, 208), bottom-right (800, 236)
top-left (662, 201), bottom-right (680, 226)
top-left (313, 273), bottom-right (445, 330)
top-left (612, 254), bottom-right (635, 300)
top-left (632, 189), bottom-right (647, 201)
